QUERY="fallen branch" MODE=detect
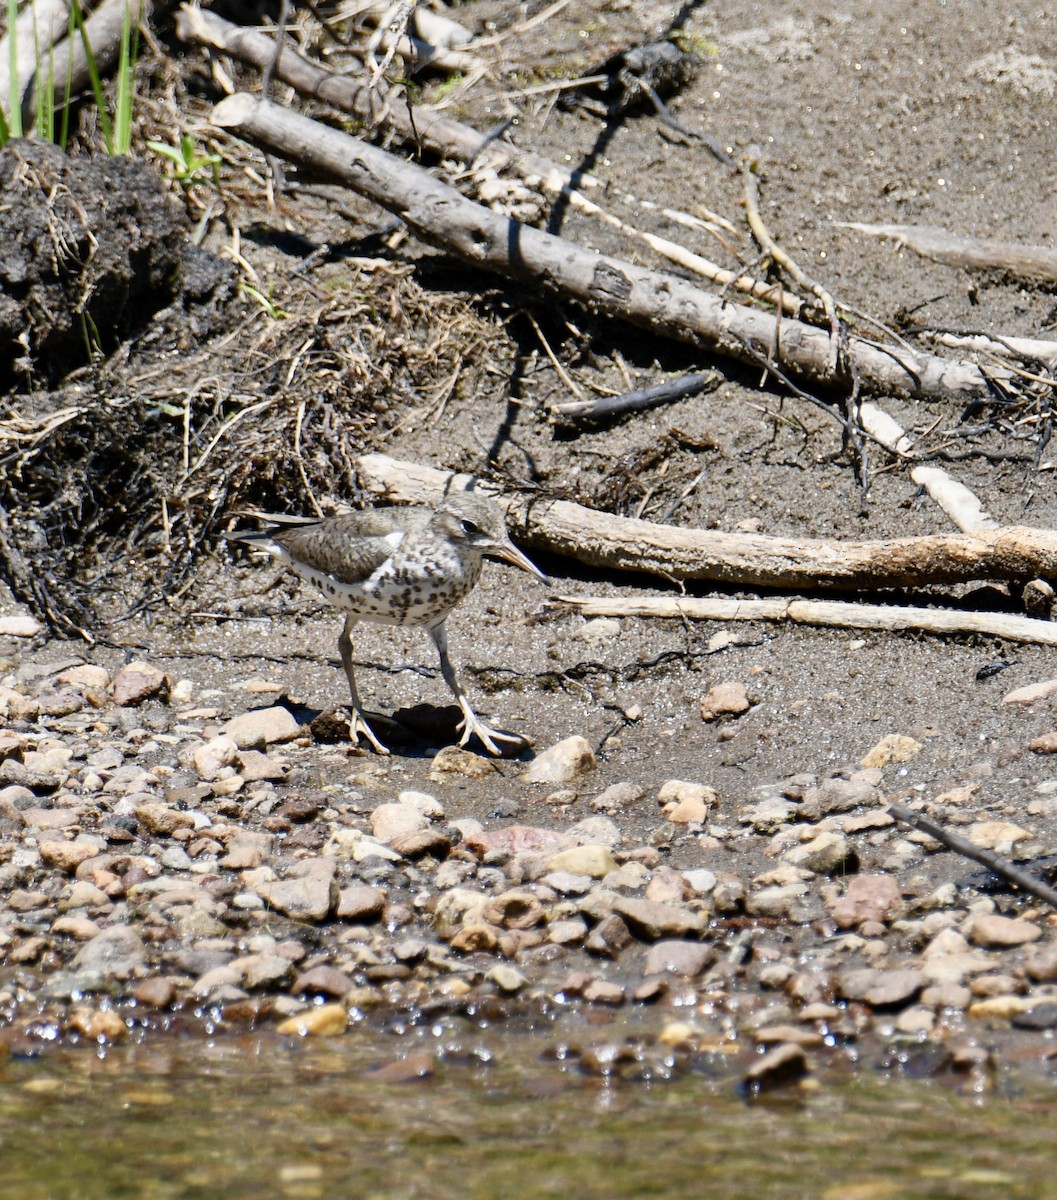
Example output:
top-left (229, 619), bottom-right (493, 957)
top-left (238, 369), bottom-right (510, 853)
top-left (210, 93), bottom-right (1005, 406)
top-left (355, 452), bottom-right (1057, 590)
top-left (837, 221), bottom-right (1057, 284)
top-left (556, 595), bottom-right (1057, 649)
top-left (888, 803), bottom-right (1057, 911)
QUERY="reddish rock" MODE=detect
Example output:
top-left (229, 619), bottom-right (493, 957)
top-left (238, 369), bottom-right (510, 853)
top-left (828, 873), bottom-right (902, 929)
top-left (700, 681), bottom-right (751, 721)
top-left (112, 661), bottom-right (168, 707)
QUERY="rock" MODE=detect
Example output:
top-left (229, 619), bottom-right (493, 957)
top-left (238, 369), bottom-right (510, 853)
top-left (220, 831), bottom-right (274, 869)
top-left (276, 1004), bottom-right (348, 1037)
top-left (547, 845), bottom-right (618, 878)
top-left (967, 914), bottom-right (1042, 948)
top-left (1028, 731), bottom-right (1057, 754)
top-left (966, 821), bottom-right (1032, 850)
top-left (1004, 678), bottom-right (1057, 705)
top-left (69, 1007), bottom-right (127, 1041)
top-left (256, 859), bottom-right (337, 922)
top-left (237, 751), bottom-right (288, 782)
top-left (109, 661), bottom-right (166, 707)
top-left (294, 966), bottom-right (355, 997)
top-left (1024, 942), bottom-right (1057, 982)
top-left (52, 915), bottom-right (102, 938)
top-left (520, 736), bottom-right (596, 784)
top-left (642, 940), bottom-right (715, 978)
top-left (487, 964), bottom-right (527, 992)
top-left (699, 681), bottom-right (751, 721)
top-left (611, 897), bottom-right (706, 940)
top-left (584, 913), bottom-right (632, 957)
top-left (222, 706), bottom-right (302, 749)
top-left (583, 979), bottom-right (625, 1005)
top-left (967, 995), bottom-right (1048, 1020)
top-left (0, 614), bottom-right (43, 637)
top-left (336, 885), bottom-right (385, 922)
top-left (783, 831), bottom-right (855, 875)
top-left (389, 829), bottom-right (452, 859)
top-left (482, 890), bottom-right (545, 930)
top-left (132, 976), bottom-right (176, 1008)
top-left (589, 782), bottom-right (646, 812)
top-left (429, 745), bottom-right (498, 780)
top-left (682, 868), bottom-right (717, 895)
top-left (371, 802), bottom-right (429, 844)
top-left (739, 795), bottom-right (798, 831)
top-left (828, 874), bottom-right (902, 928)
top-left (135, 801), bottom-right (195, 837)
top-left (1011, 1003), bottom-right (1057, 1030)
top-left (365, 1051), bottom-right (436, 1082)
top-left (40, 835), bottom-right (108, 873)
top-left (449, 924), bottom-right (498, 953)
top-left (463, 824), bottom-right (565, 858)
top-left (744, 1043), bottom-right (808, 1091)
top-left (191, 735), bottom-right (239, 781)
top-left (799, 773), bottom-right (881, 819)
top-left (746, 882), bottom-right (808, 917)
top-left (859, 734), bottom-right (923, 768)
top-left (837, 967), bottom-right (924, 1007)
top-left (71, 925), bottom-right (146, 979)
top-left (547, 918), bottom-right (587, 945)
top-left (235, 953), bottom-right (293, 989)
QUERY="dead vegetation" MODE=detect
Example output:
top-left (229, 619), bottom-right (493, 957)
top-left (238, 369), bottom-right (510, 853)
top-left (0, 0), bottom-right (1055, 642)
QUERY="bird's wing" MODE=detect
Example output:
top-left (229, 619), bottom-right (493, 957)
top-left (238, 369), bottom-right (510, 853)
top-left (267, 509), bottom-right (433, 585)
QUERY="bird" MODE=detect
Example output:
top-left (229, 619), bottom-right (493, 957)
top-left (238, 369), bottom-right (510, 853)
top-left (225, 491), bottom-right (549, 756)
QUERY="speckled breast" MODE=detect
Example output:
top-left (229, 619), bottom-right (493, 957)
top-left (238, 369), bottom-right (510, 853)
top-left (297, 547), bottom-right (483, 627)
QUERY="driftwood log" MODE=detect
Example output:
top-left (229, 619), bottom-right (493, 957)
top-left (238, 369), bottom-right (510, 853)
top-left (210, 93), bottom-right (1005, 406)
top-left (838, 221), bottom-right (1057, 284)
top-left (355, 452), bottom-right (1057, 592)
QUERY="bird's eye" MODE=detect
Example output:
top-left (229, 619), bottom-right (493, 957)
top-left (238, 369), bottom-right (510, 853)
top-left (460, 518), bottom-right (480, 535)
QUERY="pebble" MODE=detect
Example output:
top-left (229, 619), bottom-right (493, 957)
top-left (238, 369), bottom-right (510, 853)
top-left (744, 1043), bottom-right (808, 1091)
top-left (837, 967), bottom-right (924, 1007)
top-left (487, 964), bottom-right (527, 992)
top-left (71, 925), bottom-right (146, 979)
top-left (828, 874), bottom-right (902, 929)
top-left (112, 661), bottom-right (168, 707)
top-left (859, 734), bottom-right (923, 768)
top-left (221, 706), bottom-right (302, 749)
top-left (699, 681), bottom-right (751, 721)
top-left (547, 845), bottom-right (618, 878)
top-left (642, 940), bottom-right (714, 978)
top-left (588, 781), bottom-right (645, 812)
top-left (782, 831), bottom-right (853, 875)
top-left (255, 859), bottom-right (336, 922)
top-left (0, 614), bottom-right (43, 637)
top-left (967, 914), bottom-right (1042, 948)
top-left (191, 735), bottom-right (239, 781)
top-left (1003, 678), bottom-right (1057, 705)
top-left (520, 737), bottom-right (597, 784)
top-left (611, 897), bottom-right (706, 940)
top-left (1028, 731), bottom-right (1057, 754)
top-left (276, 1004), bottom-right (348, 1037)
top-left (967, 821), bottom-right (1032, 850)
top-left (336, 885), bottom-right (385, 922)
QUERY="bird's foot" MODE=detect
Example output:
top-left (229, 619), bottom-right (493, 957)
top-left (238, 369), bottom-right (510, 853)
top-left (457, 710), bottom-right (532, 757)
top-left (348, 708), bottom-right (392, 756)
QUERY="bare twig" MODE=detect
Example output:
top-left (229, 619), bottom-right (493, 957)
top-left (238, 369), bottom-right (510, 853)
top-left (554, 370), bottom-right (721, 424)
top-left (888, 803), bottom-right (1057, 911)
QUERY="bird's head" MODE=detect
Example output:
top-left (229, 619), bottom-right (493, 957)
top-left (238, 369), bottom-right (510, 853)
top-left (434, 493), bottom-right (549, 583)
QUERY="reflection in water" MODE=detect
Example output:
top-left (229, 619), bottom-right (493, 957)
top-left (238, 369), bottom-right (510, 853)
top-left (0, 1028), bottom-right (1052, 1200)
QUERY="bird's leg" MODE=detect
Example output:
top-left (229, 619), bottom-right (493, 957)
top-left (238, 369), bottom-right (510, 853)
top-left (337, 614), bottom-right (390, 755)
top-left (429, 622), bottom-right (527, 756)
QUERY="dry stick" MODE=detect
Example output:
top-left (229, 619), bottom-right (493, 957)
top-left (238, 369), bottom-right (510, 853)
top-left (930, 332), bottom-right (1057, 370)
top-left (0, 0), bottom-right (72, 116)
top-left (836, 221), bottom-right (1057, 284)
top-left (558, 595), bottom-right (1057, 649)
top-left (553, 369), bottom-right (722, 424)
top-left (887, 803), bottom-right (1057, 911)
top-left (353, 452), bottom-right (1057, 591)
top-left (858, 401), bottom-right (999, 534)
top-left (210, 94), bottom-right (1002, 405)
top-left (742, 158), bottom-right (839, 358)
top-left (23, 0), bottom-right (162, 121)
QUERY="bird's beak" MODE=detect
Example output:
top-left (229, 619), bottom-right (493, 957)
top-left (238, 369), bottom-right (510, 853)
top-left (493, 540), bottom-right (550, 585)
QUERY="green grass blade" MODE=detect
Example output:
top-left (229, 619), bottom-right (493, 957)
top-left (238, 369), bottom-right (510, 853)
top-left (112, 1), bottom-right (136, 154)
top-left (70, 0), bottom-right (112, 152)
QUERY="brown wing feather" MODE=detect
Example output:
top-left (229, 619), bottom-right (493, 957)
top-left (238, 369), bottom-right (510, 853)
top-left (269, 506), bottom-right (432, 584)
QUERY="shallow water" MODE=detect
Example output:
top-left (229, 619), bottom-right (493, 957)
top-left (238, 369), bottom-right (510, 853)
top-left (1, 1027), bottom-right (1054, 1200)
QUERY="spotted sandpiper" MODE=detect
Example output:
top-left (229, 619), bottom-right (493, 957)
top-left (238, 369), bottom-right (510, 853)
top-left (226, 492), bottom-right (548, 756)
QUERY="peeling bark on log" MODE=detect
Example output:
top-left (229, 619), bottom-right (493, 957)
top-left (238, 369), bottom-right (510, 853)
top-left (210, 93), bottom-right (1001, 406)
top-left (355, 453), bottom-right (1057, 590)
